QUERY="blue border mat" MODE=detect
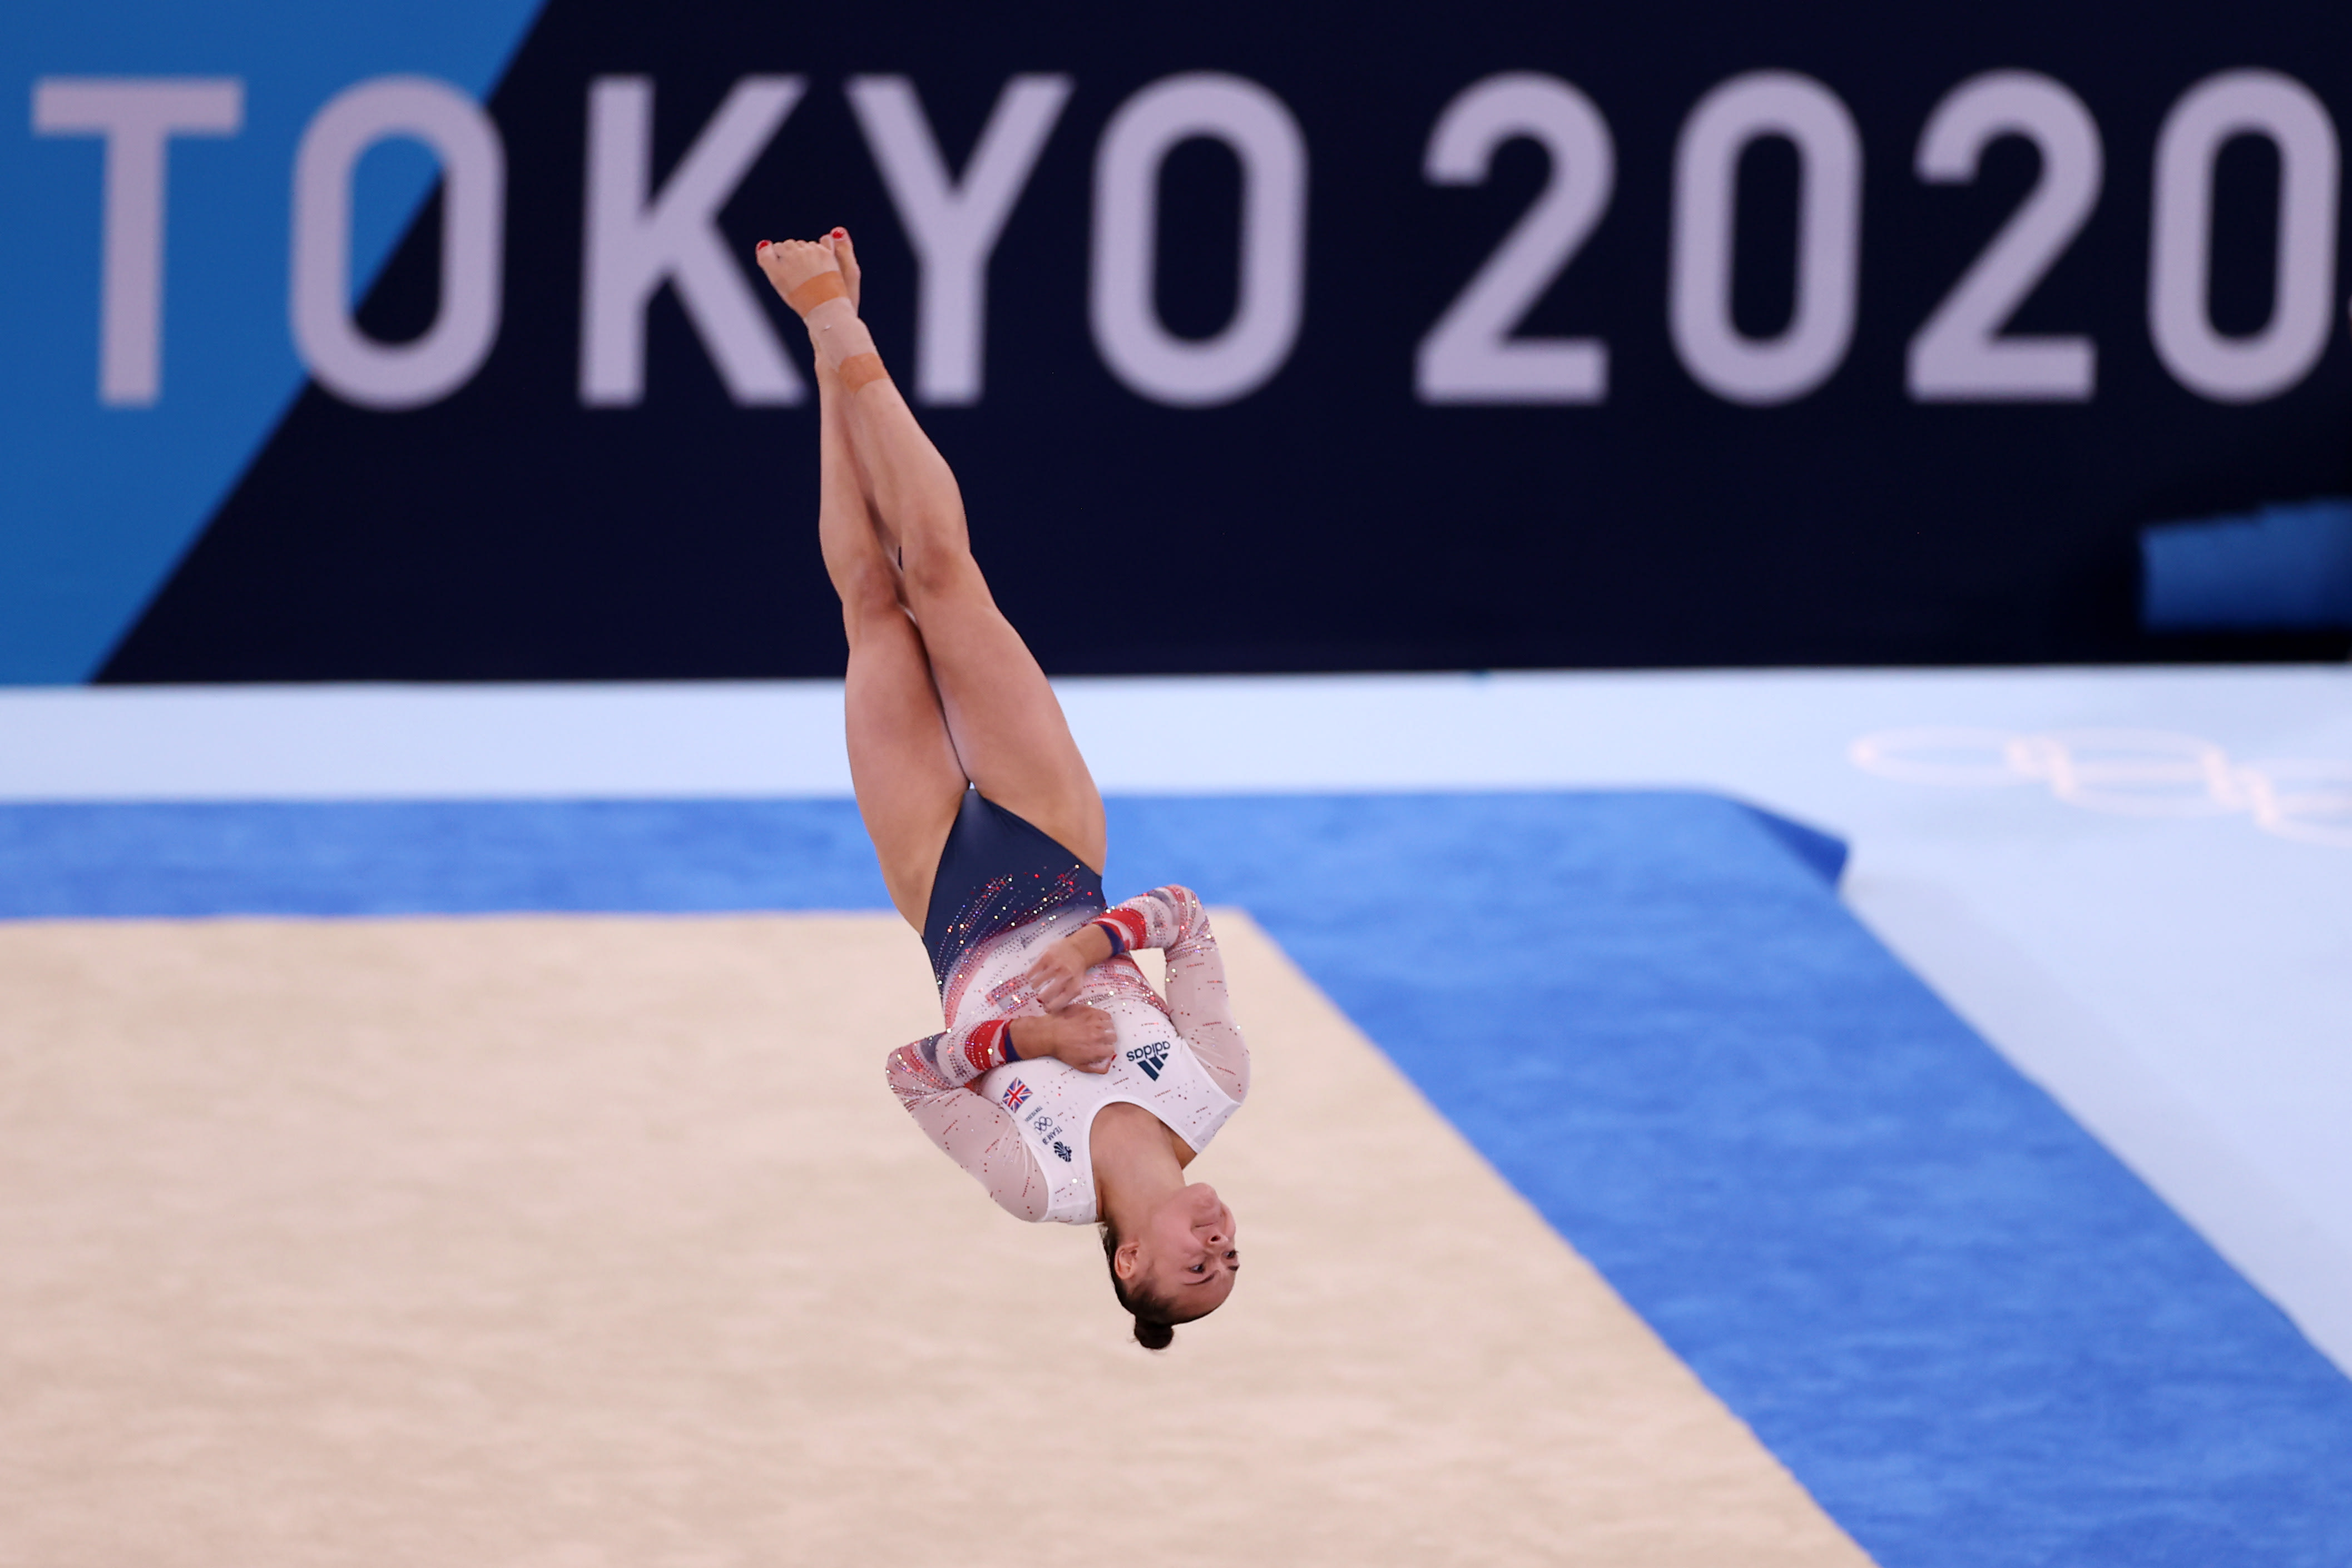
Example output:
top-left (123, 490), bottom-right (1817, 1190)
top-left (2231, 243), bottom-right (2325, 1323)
top-left (0, 800), bottom-right (887, 917)
top-left (4, 793), bottom-right (2347, 1566)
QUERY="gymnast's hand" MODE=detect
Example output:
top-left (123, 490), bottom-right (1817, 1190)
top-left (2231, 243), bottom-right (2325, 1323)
top-left (1009, 1006), bottom-right (1117, 1074)
top-left (1024, 924), bottom-right (1115, 1012)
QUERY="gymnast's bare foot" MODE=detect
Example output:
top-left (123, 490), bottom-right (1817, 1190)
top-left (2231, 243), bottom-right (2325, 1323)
top-left (757, 229), bottom-right (889, 392)
top-left (754, 236), bottom-right (844, 318)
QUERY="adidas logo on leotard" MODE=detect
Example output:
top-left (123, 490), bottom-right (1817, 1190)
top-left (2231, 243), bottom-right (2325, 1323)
top-left (1125, 1041), bottom-right (1171, 1081)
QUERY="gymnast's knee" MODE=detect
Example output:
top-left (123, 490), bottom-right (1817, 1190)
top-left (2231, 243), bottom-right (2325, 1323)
top-left (897, 531), bottom-right (984, 607)
top-left (834, 558), bottom-right (905, 630)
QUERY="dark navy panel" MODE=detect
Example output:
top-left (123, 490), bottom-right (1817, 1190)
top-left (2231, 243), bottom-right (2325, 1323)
top-left (4, 792), bottom-right (2348, 1567)
top-left (922, 787), bottom-right (1103, 991)
top-left (100, 0), bottom-right (2352, 681)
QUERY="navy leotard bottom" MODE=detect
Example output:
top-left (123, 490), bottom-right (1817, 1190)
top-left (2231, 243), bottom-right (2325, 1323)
top-left (920, 788), bottom-right (1104, 994)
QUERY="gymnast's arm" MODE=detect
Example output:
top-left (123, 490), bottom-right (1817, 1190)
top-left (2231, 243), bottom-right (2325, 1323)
top-left (883, 1010), bottom-right (1119, 1220)
top-left (1031, 886), bottom-right (1251, 1103)
top-left (885, 1022), bottom-right (1050, 1220)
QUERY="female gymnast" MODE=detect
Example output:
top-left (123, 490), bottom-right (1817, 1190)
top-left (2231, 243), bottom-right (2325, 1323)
top-left (755, 229), bottom-right (1249, 1351)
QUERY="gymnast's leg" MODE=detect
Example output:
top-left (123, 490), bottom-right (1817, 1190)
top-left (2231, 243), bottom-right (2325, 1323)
top-left (804, 245), bottom-right (967, 929)
top-left (761, 232), bottom-right (1106, 892)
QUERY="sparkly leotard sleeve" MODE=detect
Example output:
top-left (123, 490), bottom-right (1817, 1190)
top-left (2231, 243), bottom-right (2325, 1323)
top-left (884, 886), bottom-right (1248, 1220)
top-left (1082, 885), bottom-right (1248, 1099)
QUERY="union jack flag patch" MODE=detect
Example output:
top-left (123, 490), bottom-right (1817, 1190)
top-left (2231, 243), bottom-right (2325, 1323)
top-left (1002, 1079), bottom-right (1032, 1113)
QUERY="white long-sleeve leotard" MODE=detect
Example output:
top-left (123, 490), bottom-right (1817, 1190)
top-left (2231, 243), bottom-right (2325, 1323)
top-left (884, 885), bottom-right (1249, 1220)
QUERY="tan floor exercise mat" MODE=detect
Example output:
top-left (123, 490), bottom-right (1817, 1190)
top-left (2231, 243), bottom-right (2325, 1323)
top-left (0, 911), bottom-right (1872, 1567)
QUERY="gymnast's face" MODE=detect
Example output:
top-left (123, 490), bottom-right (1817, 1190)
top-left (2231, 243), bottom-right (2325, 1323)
top-left (1122, 1180), bottom-right (1241, 1316)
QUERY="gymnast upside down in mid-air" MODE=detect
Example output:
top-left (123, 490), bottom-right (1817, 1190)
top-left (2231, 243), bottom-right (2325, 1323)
top-left (755, 229), bottom-right (1248, 1351)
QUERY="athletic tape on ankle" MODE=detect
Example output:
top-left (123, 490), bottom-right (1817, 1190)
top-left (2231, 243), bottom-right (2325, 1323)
top-left (785, 272), bottom-right (848, 315)
top-left (839, 352), bottom-right (889, 391)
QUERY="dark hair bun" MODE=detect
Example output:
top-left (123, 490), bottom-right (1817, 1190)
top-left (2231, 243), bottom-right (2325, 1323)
top-left (1133, 1316), bottom-right (1175, 1351)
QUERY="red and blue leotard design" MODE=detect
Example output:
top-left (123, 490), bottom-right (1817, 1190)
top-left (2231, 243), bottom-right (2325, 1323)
top-left (885, 801), bottom-right (1249, 1220)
